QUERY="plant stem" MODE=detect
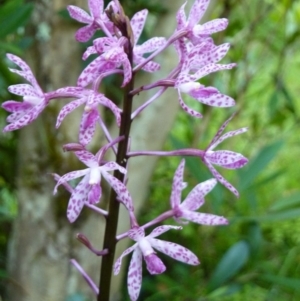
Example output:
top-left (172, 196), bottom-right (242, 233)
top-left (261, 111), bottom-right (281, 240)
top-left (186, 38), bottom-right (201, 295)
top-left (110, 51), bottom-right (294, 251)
top-left (98, 44), bottom-right (135, 301)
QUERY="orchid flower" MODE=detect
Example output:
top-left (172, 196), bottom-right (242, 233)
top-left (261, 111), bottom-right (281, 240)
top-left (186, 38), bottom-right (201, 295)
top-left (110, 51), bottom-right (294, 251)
top-left (114, 226), bottom-right (199, 301)
top-left (175, 41), bottom-right (236, 117)
top-left (54, 87), bottom-right (121, 146)
top-left (79, 9), bottom-right (166, 88)
top-left (171, 159), bottom-right (228, 225)
top-left (2, 54), bottom-right (49, 132)
top-left (67, 0), bottom-right (115, 42)
top-left (201, 115), bottom-right (249, 197)
top-left (54, 149), bottom-right (133, 222)
top-left (176, 0), bottom-right (228, 45)
top-left (79, 36), bottom-right (131, 87)
top-left (130, 9), bottom-right (166, 72)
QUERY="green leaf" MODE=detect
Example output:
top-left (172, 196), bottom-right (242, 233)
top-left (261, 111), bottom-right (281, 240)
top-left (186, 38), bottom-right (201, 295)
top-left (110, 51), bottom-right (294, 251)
top-left (208, 241), bottom-right (250, 291)
top-left (0, 269), bottom-right (8, 278)
top-left (259, 274), bottom-right (300, 292)
top-left (269, 191), bottom-right (300, 212)
top-left (233, 208), bottom-right (300, 223)
top-left (238, 140), bottom-right (284, 191)
top-left (0, 41), bottom-right (23, 55)
top-left (0, 1), bottom-right (34, 38)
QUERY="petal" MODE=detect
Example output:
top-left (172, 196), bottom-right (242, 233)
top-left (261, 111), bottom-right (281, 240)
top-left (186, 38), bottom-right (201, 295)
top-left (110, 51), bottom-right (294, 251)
top-left (127, 248), bottom-right (143, 301)
top-left (67, 5), bottom-right (92, 23)
top-left (75, 24), bottom-right (97, 42)
top-left (88, 0), bottom-right (103, 19)
top-left (53, 169), bottom-right (89, 194)
top-left (3, 100), bottom-right (46, 132)
top-left (53, 86), bottom-right (86, 98)
top-left (6, 110), bottom-right (28, 123)
top-left (176, 2), bottom-right (187, 30)
top-left (101, 161), bottom-right (127, 174)
top-left (192, 63), bottom-right (236, 81)
top-left (79, 109), bottom-right (99, 146)
top-left (94, 94), bottom-right (122, 126)
top-left (189, 87), bottom-right (235, 108)
top-left (205, 150), bottom-right (248, 169)
top-left (8, 84), bottom-right (39, 97)
top-left (134, 37), bottom-right (166, 55)
top-left (209, 127), bottom-right (248, 150)
top-left (56, 97), bottom-right (86, 128)
top-left (131, 9), bottom-right (148, 44)
top-left (2, 100), bottom-right (31, 113)
top-left (148, 225), bottom-right (182, 239)
top-left (120, 55), bottom-right (132, 87)
top-left (94, 37), bottom-right (115, 53)
top-left (101, 172), bottom-right (134, 211)
top-left (74, 150), bottom-right (97, 167)
top-left (66, 175), bottom-right (90, 222)
top-left (181, 210), bottom-right (228, 225)
top-left (170, 159), bottom-right (186, 209)
top-left (82, 45), bottom-right (97, 60)
top-left (208, 113), bottom-right (235, 148)
top-left (178, 91), bottom-right (203, 118)
top-left (149, 238), bottom-right (200, 265)
top-left (190, 43), bottom-right (231, 68)
top-left (77, 57), bottom-right (113, 87)
top-left (114, 243), bottom-right (138, 275)
top-left (6, 54), bottom-right (41, 91)
top-left (193, 18), bottom-right (228, 36)
top-left (204, 159), bottom-right (239, 197)
top-left (181, 179), bottom-right (217, 211)
top-left (187, 0), bottom-right (210, 26)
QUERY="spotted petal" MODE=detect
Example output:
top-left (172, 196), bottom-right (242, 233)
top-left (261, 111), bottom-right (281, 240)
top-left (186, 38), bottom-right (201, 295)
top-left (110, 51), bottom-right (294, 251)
top-left (149, 238), bottom-right (200, 265)
top-left (131, 9), bottom-right (148, 43)
top-left (127, 248), bottom-right (143, 301)
top-left (180, 210), bottom-right (228, 225)
top-left (205, 150), bottom-right (248, 169)
top-left (193, 18), bottom-right (228, 36)
top-left (170, 159), bottom-right (186, 208)
top-left (53, 169), bottom-right (89, 194)
top-left (67, 5), bottom-right (92, 23)
top-left (204, 159), bottom-right (239, 197)
top-left (189, 87), bottom-right (235, 108)
top-left (67, 174), bottom-right (90, 222)
top-left (101, 172), bottom-right (134, 211)
top-left (181, 179), bottom-right (217, 211)
top-left (79, 109), bottom-right (99, 146)
top-left (208, 127), bottom-right (248, 150)
top-left (178, 91), bottom-right (203, 118)
top-left (187, 0), bottom-right (210, 26)
top-left (148, 225), bottom-right (181, 239)
top-left (56, 97), bottom-right (86, 128)
top-left (114, 243), bottom-right (138, 275)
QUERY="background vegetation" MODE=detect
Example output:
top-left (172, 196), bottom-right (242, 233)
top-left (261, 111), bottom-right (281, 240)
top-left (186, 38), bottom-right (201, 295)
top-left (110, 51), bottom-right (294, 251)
top-left (0, 0), bottom-right (300, 300)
